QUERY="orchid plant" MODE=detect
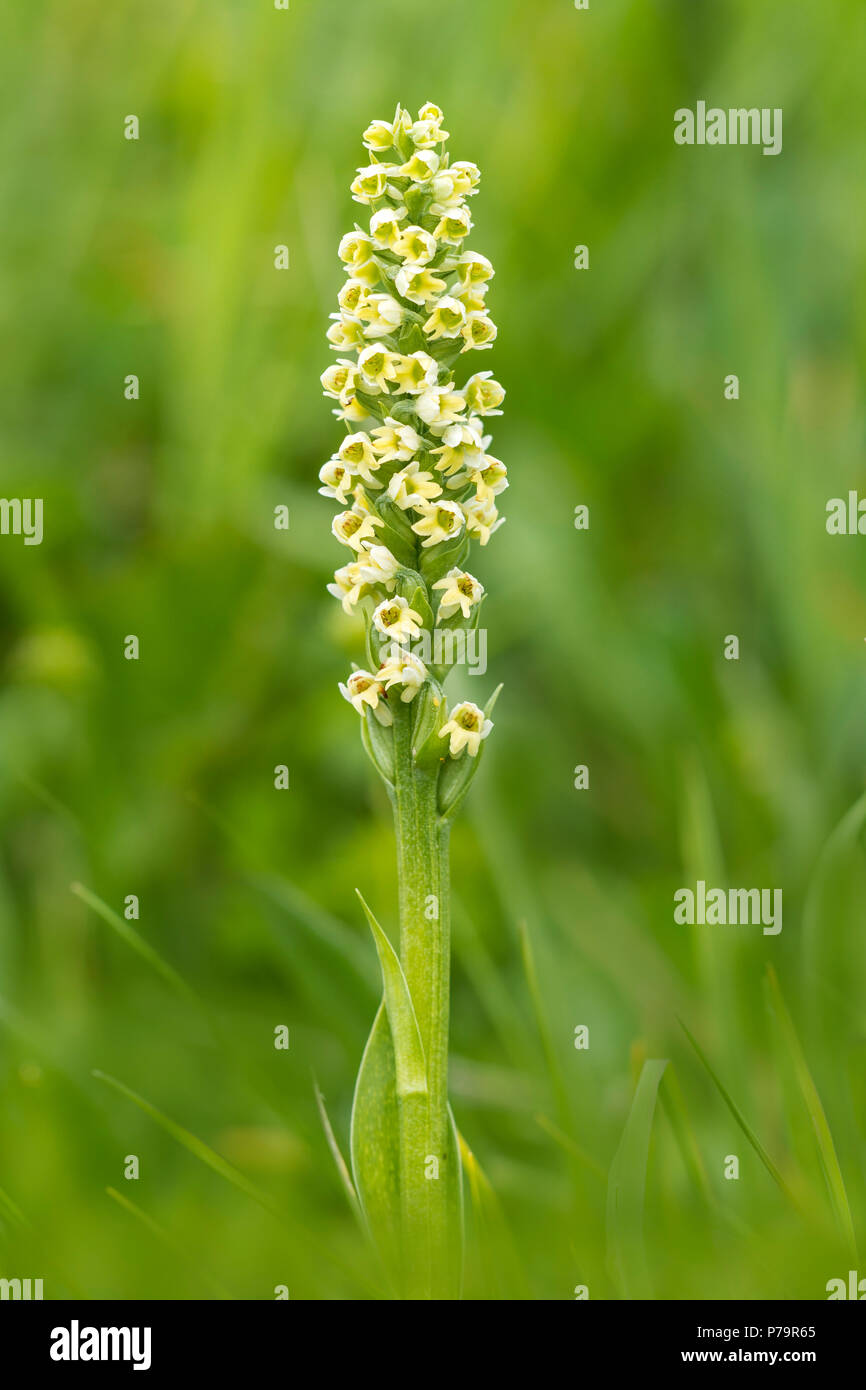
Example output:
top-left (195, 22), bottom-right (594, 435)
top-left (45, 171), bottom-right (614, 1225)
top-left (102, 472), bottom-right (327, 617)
top-left (319, 101), bottom-right (505, 1299)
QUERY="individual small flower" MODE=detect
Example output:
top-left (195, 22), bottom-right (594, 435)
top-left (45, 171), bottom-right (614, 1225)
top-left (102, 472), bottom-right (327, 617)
top-left (387, 462), bottom-right (442, 510)
top-left (338, 229), bottom-right (374, 266)
top-left (433, 206), bottom-right (472, 244)
top-left (462, 495), bottom-right (504, 545)
top-left (400, 150), bottom-right (440, 182)
top-left (432, 568), bottom-right (484, 620)
top-left (362, 119), bottom-right (397, 153)
top-left (470, 455), bottom-right (508, 502)
top-left (339, 669), bottom-right (393, 725)
top-left (326, 315), bottom-right (367, 351)
top-left (378, 648), bottom-right (428, 702)
top-left (439, 700), bottom-right (492, 757)
top-left (318, 460), bottom-right (354, 505)
top-left (351, 258), bottom-right (383, 289)
top-left (358, 293), bottom-right (404, 338)
top-left (426, 179), bottom-right (454, 213)
top-left (327, 544), bottom-right (400, 613)
top-left (370, 419), bottom-right (423, 463)
top-left (391, 350), bottom-right (439, 395)
top-left (373, 595), bottom-right (424, 643)
top-left (417, 101), bottom-right (446, 128)
top-left (357, 344), bottom-right (400, 391)
top-left (338, 278), bottom-right (369, 316)
top-left (392, 224), bottom-right (438, 266)
top-left (327, 561), bottom-right (367, 614)
top-left (411, 103), bottom-right (450, 147)
top-left (351, 164), bottom-right (398, 203)
top-left (370, 207), bottom-right (406, 248)
top-left (416, 383), bottom-right (468, 430)
top-left (320, 359), bottom-right (359, 402)
top-left (423, 296), bottom-right (467, 340)
top-left (463, 371), bottom-right (505, 415)
top-left (332, 506), bottom-right (383, 551)
top-left (460, 312), bottom-right (497, 352)
top-left (454, 251), bottom-right (494, 290)
top-left (395, 265), bottom-right (447, 306)
top-left (356, 543), bottom-right (400, 590)
top-left (429, 439), bottom-right (482, 479)
top-left (438, 416), bottom-right (486, 450)
top-left (428, 172), bottom-right (463, 213)
top-left (337, 432), bottom-right (383, 485)
top-left (334, 395), bottom-right (374, 425)
top-left (392, 104), bottom-right (413, 141)
top-left (449, 161), bottom-right (481, 196)
top-left (411, 499), bottom-right (465, 548)
top-left (453, 284), bottom-right (488, 317)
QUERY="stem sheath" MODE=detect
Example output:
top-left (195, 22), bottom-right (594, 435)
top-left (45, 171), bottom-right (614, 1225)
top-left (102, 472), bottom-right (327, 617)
top-left (390, 702), bottom-right (453, 1297)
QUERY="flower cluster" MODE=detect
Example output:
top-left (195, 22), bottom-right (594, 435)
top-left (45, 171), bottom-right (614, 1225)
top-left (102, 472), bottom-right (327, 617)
top-left (321, 103), bottom-right (504, 782)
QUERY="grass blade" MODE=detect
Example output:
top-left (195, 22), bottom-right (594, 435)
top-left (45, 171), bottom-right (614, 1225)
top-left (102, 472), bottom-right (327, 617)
top-left (764, 966), bottom-right (858, 1262)
top-left (606, 1058), bottom-right (668, 1299)
top-left (678, 1018), bottom-right (794, 1202)
top-left (92, 1070), bottom-right (279, 1217)
top-left (659, 1065), bottom-right (713, 1208)
top-left (0, 1182), bottom-right (29, 1232)
top-left (519, 919), bottom-right (571, 1131)
top-left (535, 1114), bottom-right (606, 1183)
top-left (71, 882), bottom-right (203, 1012)
top-left (458, 1128), bottom-right (528, 1299)
top-left (313, 1076), bottom-right (362, 1223)
top-left (106, 1187), bottom-right (233, 1298)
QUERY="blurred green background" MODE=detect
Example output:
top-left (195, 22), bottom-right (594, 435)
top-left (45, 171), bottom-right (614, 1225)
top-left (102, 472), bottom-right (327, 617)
top-left (1, 0), bottom-right (865, 1300)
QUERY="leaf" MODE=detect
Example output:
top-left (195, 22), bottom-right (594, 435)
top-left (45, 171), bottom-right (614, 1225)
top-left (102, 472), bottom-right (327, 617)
top-left (349, 1002), bottom-right (402, 1275)
top-left (420, 532), bottom-right (470, 586)
top-left (350, 892), bottom-right (427, 1285)
top-left (354, 891), bottom-right (426, 1098)
top-left (392, 569), bottom-right (434, 631)
top-left (764, 966), bottom-right (858, 1262)
top-left (350, 893), bottom-right (463, 1297)
top-left (368, 498), bottom-right (417, 568)
top-left (410, 677), bottom-right (447, 770)
top-left (360, 708), bottom-right (395, 785)
top-left (606, 1058), bottom-right (668, 1300)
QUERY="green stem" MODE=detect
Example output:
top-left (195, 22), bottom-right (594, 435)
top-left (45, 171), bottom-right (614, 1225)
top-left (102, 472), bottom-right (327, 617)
top-left (390, 701), bottom-right (454, 1298)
